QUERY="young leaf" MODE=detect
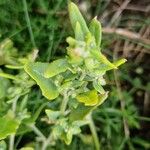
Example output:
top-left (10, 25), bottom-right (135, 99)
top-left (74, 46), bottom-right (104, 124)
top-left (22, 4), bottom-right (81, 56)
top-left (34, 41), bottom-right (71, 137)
top-left (68, 2), bottom-right (89, 36)
top-left (76, 90), bottom-right (99, 106)
top-left (45, 109), bottom-right (60, 122)
top-left (91, 50), bottom-right (117, 69)
top-left (69, 104), bottom-right (93, 121)
top-left (24, 62), bottom-right (59, 100)
top-left (69, 92), bottom-right (108, 121)
top-left (113, 58), bottom-right (127, 67)
top-left (0, 116), bottom-right (20, 140)
top-left (44, 58), bottom-right (69, 78)
top-left (24, 102), bottom-right (48, 124)
top-left (0, 77), bottom-right (10, 99)
top-left (93, 80), bottom-right (105, 94)
top-left (89, 17), bottom-right (102, 47)
top-left (75, 22), bottom-right (84, 41)
top-left (0, 72), bottom-right (19, 80)
top-left (97, 92), bottom-right (108, 106)
top-left (20, 147), bottom-right (34, 150)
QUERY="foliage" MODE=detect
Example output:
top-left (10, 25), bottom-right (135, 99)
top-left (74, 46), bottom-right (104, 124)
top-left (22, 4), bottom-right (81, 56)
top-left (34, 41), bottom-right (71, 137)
top-left (0, 0), bottom-right (149, 150)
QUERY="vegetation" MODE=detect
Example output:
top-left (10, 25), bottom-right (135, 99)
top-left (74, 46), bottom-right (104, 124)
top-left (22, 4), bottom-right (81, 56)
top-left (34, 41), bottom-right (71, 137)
top-left (0, 0), bottom-right (150, 150)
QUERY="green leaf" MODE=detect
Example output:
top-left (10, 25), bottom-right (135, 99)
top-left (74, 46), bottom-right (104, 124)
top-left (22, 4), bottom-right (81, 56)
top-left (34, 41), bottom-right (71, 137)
top-left (68, 2), bottom-right (89, 36)
top-left (69, 104), bottom-right (93, 121)
top-left (70, 92), bottom-right (108, 121)
top-left (24, 62), bottom-right (59, 100)
top-left (0, 77), bottom-right (10, 99)
top-left (113, 59), bottom-right (127, 67)
top-left (45, 109), bottom-right (60, 122)
top-left (75, 22), bottom-right (84, 41)
top-left (0, 140), bottom-right (7, 150)
top-left (98, 92), bottom-right (108, 106)
top-left (93, 80), bottom-right (105, 94)
top-left (91, 50), bottom-right (117, 69)
top-left (89, 17), bottom-right (102, 47)
top-left (0, 116), bottom-right (20, 140)
top-left (76, 90), bottom-right (99, 106)
top-left (5, 65), bottom-right (24, 69)
top-left (24, 102), bottom-right (47, 124)
top-left (0, 72), bottom-right (19, 80)
top-left (20, 147), bottom-right (34, 150)
top-left (44, 58), bottom-right (69, 78)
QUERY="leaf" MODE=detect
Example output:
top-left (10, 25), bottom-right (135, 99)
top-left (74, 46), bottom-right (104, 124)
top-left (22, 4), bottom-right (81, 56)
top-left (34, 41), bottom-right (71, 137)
top-left (91, 50), bottom-right (117, 69)
top-left (0, 72), bottom-right (19, 80)
top-left (45, 109), bottom-right (60, 122)
top-left (5, 65), bottom-right (24, 69)
top-left (68, 2), bottom-right (89, 36)
top-left (93, 80), bottom-right (105, 94)
top-left (0, 77), bottom-right (10, 99)
top-left (44, 58), bottom-right (69, 78)
top-left (75, 22), bottom-right (84, 41)
top-left (24, 62), bottom-right (59, 100)
top-left (98, 92), bottom-right (108, 106)
top-left (70, 92), bottom-right (108, 121)
top-left (0, 116), bottom-right (20, 140)
top-left (20, 147), bottom-right (34, 150)
top-left (0, 140), bottom-right (7, 150)
top-left (69, 104), bottom-right (93, 121)
top-left (24, 102), bottom-right (47, 124)
top-left (113, 59), bottom-right (127, 67)
top-left (65, 123), bottom-right (81, 145)
top-left (76, 90), bottom-right (99, 106)
top-left (89, 17), bottom-right (102, 47)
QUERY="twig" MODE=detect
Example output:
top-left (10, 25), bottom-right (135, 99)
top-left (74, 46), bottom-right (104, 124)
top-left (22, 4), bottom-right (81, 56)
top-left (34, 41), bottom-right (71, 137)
top-left (102, 27), bottom-right (150, 46)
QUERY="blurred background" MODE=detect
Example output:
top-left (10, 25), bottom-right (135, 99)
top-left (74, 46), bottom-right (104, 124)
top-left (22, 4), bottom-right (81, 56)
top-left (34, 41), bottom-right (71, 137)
top-left (0, 0), bottom-right (150, 149)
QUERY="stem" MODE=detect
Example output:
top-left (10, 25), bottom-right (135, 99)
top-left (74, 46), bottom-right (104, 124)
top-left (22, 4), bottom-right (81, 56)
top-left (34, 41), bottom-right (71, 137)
top-left (9, 134), bottom-right (15, 150)
top-left (9, 96), bottom-right (19, 150)
top-left (23, 0), bottom-right (36, 48)
top-left (41, 134), bottom-right (52, 150)
top-left (29, 124), bottom-right (46, 140)
top-left (60, 93), bottom-right (68, 114)
top-left (88, 114), bottom-right (100, 150)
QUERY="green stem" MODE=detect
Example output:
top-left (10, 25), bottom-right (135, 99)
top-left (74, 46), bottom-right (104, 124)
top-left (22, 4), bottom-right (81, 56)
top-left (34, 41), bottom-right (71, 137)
top-left (88, 114), bottom-right (100, 150)
top-left (41, 134), bottom-right (52, 150)
top-left (9, 96), bottom-right (19, 150)
top-left (60, 93), bottom-right (68, 114)
top-left (22, 0), bottom-right (36, 48)
top-left (29, 124), bottom-right (46, 140)
top-left (9, 134), bottom-right (15, 150)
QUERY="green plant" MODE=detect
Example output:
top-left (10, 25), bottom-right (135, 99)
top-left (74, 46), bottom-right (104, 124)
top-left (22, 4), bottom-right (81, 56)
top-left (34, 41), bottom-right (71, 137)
top-left (0, 2), bottom-right (126, 150)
